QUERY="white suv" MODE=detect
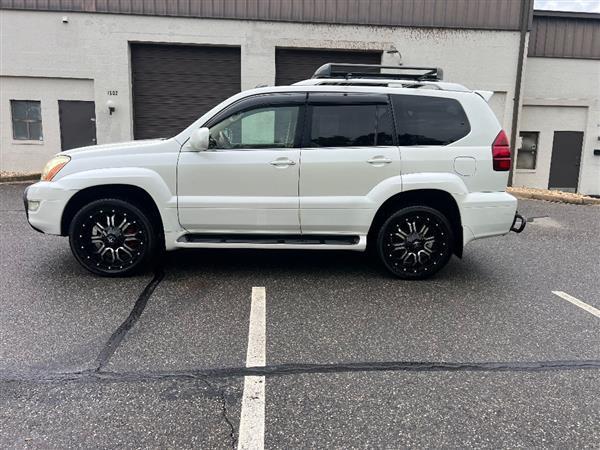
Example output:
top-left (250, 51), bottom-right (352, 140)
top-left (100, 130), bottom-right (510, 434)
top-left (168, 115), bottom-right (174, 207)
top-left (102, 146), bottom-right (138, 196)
top-left (24, 64), bottom-right (525, 279)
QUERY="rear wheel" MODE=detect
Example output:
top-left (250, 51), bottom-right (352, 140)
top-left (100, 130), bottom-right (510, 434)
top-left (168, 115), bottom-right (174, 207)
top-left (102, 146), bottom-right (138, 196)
top-left (376, 206), bottom-right (454, 279)
top-left (69, 198), bottom-right (157, 276)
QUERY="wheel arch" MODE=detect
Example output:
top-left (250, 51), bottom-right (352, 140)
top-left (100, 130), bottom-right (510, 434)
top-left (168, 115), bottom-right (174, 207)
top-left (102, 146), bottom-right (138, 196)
top-left (368, 189), bottom-right (463, 257)
top-left (61, 184), bottom-right (164, 241)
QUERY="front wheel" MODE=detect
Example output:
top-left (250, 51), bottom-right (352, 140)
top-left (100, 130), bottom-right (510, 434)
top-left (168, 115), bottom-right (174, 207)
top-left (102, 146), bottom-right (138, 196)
top-left (69, 198), bottom-right (157, 276)
top-left (376, 206), bottom-right (454, 280)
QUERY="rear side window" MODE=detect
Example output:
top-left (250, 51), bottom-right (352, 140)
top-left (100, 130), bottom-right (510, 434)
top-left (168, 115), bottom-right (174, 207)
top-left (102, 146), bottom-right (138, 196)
top-left (308, 94), bottom-right (394, 147)
top-left (391, 95), bottom-right (470, 146)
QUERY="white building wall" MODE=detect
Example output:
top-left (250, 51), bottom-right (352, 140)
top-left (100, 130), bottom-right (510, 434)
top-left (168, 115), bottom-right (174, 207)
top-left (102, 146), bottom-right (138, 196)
top-left (0, 9), bottom-right (521, 173)
top-left (517, 105), bottom-right (588, 188)
top-left (0, 77), bottom-right (95, 173)
top-left (517, 57), bottom-right (600, 195)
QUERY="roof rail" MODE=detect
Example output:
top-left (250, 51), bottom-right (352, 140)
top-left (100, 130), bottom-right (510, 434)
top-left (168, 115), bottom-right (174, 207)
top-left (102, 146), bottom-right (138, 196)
top-left (312, 63), bottom-right (444, 81)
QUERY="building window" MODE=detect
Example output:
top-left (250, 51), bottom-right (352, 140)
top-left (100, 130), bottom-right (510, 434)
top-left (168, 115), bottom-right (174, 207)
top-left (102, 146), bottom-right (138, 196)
top-left (11, 100), bottom-right (43, 141)
top-left (516, 131), bottom-right (539, 170)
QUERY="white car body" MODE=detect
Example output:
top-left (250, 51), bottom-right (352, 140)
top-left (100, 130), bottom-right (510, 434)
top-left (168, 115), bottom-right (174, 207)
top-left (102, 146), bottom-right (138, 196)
top-left (25, 77), bottom-right (520, 274)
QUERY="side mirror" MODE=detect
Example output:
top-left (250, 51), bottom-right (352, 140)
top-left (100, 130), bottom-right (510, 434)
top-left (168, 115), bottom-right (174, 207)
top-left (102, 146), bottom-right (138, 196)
top-left (188, 127), bottom-right (210, 151)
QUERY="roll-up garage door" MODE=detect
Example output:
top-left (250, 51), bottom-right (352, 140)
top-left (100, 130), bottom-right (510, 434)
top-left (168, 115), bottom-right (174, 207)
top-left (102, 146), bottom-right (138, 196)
top-left (275, 48), bottom-right (382, 86)
top-left (131, 44), bottom-right (241, 139)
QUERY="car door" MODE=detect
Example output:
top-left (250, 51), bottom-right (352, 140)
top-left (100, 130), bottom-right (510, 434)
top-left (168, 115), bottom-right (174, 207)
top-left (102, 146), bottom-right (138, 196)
top-left (299, 92), bottom-right (400, 234)
top-left (177, 93), bottom-right (305, 233)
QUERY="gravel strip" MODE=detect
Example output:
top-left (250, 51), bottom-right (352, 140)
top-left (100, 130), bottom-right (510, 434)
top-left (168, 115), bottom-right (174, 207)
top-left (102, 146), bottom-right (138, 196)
top-left (508, 187), bottom-right (600, 205)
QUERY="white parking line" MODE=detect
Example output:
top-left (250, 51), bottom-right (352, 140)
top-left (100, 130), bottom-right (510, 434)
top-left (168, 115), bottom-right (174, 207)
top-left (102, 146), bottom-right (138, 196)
top-left (552, 291), bottom-right (600, 319)
top-left (237, 287), bottom-right (266, 450)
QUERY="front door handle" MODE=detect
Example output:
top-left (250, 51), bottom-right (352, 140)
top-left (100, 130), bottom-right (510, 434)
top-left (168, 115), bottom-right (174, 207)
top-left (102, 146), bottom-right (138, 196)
top-left (367, 157), bottom-right (393, 165)
top-left (270, 158), bottom-right (296, 167)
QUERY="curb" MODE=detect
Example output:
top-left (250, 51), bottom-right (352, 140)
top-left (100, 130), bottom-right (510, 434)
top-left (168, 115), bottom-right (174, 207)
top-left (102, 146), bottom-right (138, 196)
top-left (508, 188), bottom-right (600, 206)
top-left (0, 174), bottom-right (40, 183)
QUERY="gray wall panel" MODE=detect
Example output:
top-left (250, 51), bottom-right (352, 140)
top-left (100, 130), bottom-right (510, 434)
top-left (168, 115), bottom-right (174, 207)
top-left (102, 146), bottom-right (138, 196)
top-left (5, 1), bottom-right (598, 59)
top-left (529, 11), bottom-right (600, 60)
top-left (0, 0), bottom-right (526, 30)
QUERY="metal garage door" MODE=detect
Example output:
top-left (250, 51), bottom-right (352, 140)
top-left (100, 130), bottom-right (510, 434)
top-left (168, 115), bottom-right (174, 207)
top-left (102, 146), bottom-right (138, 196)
top-left (131, 44), bottom-right (241, 139)
top-left (275, 49), bottom-right (382, 86)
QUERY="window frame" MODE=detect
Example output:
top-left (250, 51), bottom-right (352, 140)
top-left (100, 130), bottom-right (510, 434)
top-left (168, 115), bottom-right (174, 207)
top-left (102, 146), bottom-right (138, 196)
top-left (10, 99), bottom-right (43, 142)
top-left (515, 130), bottom-right (540, 172)
top-left (202, 93), bottom-right (307, 150)
top-left (301, 92), bottom-right (396, 148)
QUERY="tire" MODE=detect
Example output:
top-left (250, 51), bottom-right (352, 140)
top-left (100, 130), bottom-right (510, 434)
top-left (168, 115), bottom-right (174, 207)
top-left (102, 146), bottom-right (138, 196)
top-left (68, 198), bottom-right (157, 277)
top-left (376, 206), bottom-right (454, 280)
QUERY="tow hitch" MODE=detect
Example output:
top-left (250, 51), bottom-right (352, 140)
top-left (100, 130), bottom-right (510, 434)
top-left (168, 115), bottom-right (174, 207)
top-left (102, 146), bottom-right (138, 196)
top-left (510, 212), bottom-right (526, 233)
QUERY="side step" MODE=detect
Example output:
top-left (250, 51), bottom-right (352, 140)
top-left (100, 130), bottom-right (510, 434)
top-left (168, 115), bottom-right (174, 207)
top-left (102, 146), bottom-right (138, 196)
top-left (177, 233), bottom-right (360, 246)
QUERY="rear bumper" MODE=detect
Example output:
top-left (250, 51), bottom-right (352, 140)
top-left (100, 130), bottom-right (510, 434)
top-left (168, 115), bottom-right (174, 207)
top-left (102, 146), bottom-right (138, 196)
top-left (23, 181), bottom-right (76, 235)
top-left (460, 192), bottom-right (519, 245)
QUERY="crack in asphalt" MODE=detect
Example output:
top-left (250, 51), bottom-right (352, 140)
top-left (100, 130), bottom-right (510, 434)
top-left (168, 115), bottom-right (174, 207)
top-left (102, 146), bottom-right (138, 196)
top-left (201, 378), bottom-right (237, 449)
top-left (2, 359), bottom-right (599, 383)
top-left (87, 266), bottom-right (234, 448)
top-left (218, 387), bottom-right (237, 450)
top-left (94, 268), bottom-right (165, 371)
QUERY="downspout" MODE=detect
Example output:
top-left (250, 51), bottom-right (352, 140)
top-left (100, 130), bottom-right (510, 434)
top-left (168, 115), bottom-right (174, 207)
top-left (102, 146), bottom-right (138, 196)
top-left (508, 0), bottom-right (533, 186)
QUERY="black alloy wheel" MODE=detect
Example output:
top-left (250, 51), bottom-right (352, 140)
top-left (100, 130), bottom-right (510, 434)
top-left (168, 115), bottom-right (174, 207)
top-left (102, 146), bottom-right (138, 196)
top-left (69, 198), bottom-right (156, 276)
top-left (377, 206), bottom-right (454, 279)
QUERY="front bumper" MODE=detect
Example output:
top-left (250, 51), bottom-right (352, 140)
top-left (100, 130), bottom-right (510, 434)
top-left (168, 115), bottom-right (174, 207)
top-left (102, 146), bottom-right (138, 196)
top-left (23, 185), bottom-right (29, 219)
top-left (23, 181), bottom-right (76, 235)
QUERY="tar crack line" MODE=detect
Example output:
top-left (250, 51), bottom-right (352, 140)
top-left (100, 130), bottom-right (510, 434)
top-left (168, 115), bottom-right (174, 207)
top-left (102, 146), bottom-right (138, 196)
top-left (94, 268), bottom-right (165, 370)
top-left (2, 359), bottom-right (599, 384)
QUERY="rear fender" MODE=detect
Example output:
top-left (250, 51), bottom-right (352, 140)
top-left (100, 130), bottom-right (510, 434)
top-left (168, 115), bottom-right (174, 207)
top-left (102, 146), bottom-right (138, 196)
top-left (366, 172), bottom-right (469, 209)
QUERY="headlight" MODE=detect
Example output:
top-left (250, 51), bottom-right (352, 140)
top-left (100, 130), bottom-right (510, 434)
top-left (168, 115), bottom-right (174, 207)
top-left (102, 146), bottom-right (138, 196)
top-left (41, 155), bottom-right (70, 181)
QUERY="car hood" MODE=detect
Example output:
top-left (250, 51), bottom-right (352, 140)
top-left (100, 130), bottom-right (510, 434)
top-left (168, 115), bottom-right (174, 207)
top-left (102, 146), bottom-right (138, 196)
top-left (62, 138), bottom-right (168, 157)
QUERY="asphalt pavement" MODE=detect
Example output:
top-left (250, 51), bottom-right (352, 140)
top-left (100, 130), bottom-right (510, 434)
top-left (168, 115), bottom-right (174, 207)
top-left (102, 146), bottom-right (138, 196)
top-left (1, 182), bottom-right (599, 448)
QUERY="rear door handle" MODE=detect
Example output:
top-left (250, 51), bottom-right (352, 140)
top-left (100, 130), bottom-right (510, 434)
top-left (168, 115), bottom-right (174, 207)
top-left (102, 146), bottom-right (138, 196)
top-left (270, 158), bottom-right (296, 167)
top-left (367, 157), bottom-right (393, 165)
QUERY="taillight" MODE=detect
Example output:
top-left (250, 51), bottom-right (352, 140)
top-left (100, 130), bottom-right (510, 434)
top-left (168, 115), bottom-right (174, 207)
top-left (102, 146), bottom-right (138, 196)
top-left (492, 130), bottom-right (511, 171)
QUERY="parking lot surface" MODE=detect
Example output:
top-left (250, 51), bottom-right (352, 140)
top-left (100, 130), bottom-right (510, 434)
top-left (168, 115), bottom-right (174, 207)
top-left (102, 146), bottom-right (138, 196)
top-left (1, 182), bottom-right (599, 448)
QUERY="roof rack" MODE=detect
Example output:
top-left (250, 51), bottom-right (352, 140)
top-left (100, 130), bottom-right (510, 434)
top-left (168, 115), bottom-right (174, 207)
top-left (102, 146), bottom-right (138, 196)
top-left (312, 63), bottom-right (444, 82)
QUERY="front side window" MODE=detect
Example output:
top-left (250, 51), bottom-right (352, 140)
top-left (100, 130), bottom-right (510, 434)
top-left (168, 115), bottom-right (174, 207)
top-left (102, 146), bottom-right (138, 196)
top-left (209, 105), bottom-right (299, 150)
top-left (391, 95), bottom-right (470, 146)
top-left (308, 98), bottom-right (394, 147)
top-left (11, 100), bottom-right (43, 141)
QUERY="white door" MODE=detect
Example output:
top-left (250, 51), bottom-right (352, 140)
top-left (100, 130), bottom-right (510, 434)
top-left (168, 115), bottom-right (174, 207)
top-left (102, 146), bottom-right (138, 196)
top-left (178, 94), bottom-right (304, 233)
top-left (299, 93), bottom-right (400, 234)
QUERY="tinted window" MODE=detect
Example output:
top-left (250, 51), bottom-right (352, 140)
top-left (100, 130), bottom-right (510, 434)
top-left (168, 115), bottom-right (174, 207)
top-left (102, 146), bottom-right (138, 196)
top-left (308, 97), bottom-right (394, 147)
top-left (209, 105), bottom-right (299, 149)
top-left (391, 95), bottom-right (470, 146)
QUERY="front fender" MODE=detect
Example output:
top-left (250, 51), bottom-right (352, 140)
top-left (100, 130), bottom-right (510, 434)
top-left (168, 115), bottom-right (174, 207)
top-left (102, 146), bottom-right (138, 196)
top-left (57, 167), bottom-right (179, 235)
top-left (57, 167), bottom-right (175, 205)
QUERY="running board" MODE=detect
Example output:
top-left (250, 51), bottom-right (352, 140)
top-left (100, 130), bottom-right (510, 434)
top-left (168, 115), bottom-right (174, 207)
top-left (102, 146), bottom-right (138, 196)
top-left (175, 233), bottom-right (366, 251)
